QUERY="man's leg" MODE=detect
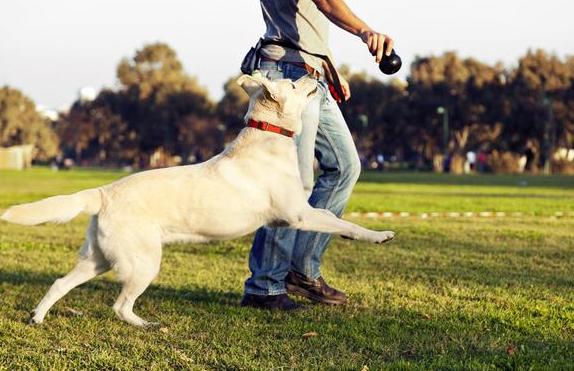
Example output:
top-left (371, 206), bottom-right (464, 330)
top-left (288, 81), bottom-right (361, 302)
top-left (243, 62), bottom-right (321, 305)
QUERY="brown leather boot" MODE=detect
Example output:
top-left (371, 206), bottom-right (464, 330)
top-left (285, 271), bottom-right (347, 305)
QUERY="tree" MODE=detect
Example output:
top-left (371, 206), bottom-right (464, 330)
top-left (56, 42), bottom-right (218, 167)
top-left (508, 50), bottom-right (574, 172)
top-left (116, 42), bottom-right (216, 162)
top-left (216, 74), bottom-right (249, 142)
top-left (408, 52), bottom-right (507, 172)
top-left (117, 42), bottom-right (205, 101)
top-left (0, 86), bottom-right (59, 160)
top-left (342, 70), bottom-right (411, 165)
top-left (55, 90), bottom-right (136, 166)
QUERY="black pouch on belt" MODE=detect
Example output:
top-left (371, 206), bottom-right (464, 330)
top-left (240, 40), bottom-right (262, 75)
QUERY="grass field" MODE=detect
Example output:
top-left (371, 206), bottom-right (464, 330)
top-left (0, 168), bottom-right (573, 370)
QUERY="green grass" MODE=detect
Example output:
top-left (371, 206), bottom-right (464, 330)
top-left (351, 172), bottom-right (574, 215)
top-left (0, 168), bottom-right (573, 369)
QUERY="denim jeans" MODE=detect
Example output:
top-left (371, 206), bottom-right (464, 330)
top-left (244, 60), bottom-right (361, 295)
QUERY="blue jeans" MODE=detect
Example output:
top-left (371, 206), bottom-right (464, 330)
top-left (244, 60), bottom-right (361, 295)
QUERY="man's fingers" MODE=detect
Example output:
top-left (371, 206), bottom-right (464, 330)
top-left (362, 31), bottom-right (395, 60)
top-left (364, 32), bottom-right (377, 55)
top-left (339, 76), bottom-right (351, 101)
top-left (385, 38), bottom-right (394, 56)
top-left (375, 34), bottom-right (385, 63)
top-left (342, 83), bottom-right (351, 101)
top-left (368, 35), bottom-right (376, 54)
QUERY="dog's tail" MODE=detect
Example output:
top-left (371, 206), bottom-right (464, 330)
top-left (0, 189), bottom-right (102, 226)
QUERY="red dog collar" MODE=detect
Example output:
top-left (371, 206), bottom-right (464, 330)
top-left (247, 119), bottom-right (294, 138)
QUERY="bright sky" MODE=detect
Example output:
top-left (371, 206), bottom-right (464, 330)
top-left (1, 0), bottom-right (573, 109)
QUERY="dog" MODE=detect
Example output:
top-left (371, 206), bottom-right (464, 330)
top-left (1, 74), bottom-right (395, 327)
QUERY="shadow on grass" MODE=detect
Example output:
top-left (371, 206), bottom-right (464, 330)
top-left (0, 268), bottom-right (242, 310)
top-left (1, 269), bottom-right (572, 369)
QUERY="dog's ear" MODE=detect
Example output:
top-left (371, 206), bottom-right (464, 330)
top-left (237, 74), bottom-right (261, 96)
top-left (237, 74), bottom-right (278, 101)
top-left (294, 75), bottom-right (319, 98)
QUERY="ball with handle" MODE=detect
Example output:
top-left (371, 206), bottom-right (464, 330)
top-left (379, 48), bottom-right (402, 75)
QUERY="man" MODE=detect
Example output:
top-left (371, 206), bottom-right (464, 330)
top-left (241, 0), bottom-right (395, 310)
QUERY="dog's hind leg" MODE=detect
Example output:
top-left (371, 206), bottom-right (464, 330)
top-left (109, 231), bottom-right (162, 327)
top-left (112, 253), bottom-right (161, 327)
top-left (291, 207), bottom-right (395, 244)
top-left (30, 217), bottom-right (110, 324)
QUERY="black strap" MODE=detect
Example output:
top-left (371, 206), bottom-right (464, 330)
top-left (258, 39), bottom-right (345, 104)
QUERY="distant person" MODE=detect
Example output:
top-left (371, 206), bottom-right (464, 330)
top-left (376, 153), bottom-right (385, 171)
top-left (51, 154), bottom-right (64, 171)
top-left (240, 0), bottom-right (395, 310)
top-left (465, 151), bottom-right (476, 173)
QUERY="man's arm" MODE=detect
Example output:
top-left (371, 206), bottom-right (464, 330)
top-left (313, 0), bottom-right (393, 63)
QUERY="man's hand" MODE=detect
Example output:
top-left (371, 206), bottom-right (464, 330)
top-left (322, 61), bottom-right (351, 102)
top-left (339, 75), bottom-right (351, 101)
top-left (313, 0), bottom-right (396, 64)
top-left (360, 30), bottom-right (394, 63)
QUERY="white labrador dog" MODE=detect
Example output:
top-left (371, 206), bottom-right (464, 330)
top-left (1, 74), bottom-right (394, 327)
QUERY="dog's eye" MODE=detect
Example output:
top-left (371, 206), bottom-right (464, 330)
top-left (263, 89), bottom-right (277, 102)
top-left (261, 90), bottom-right (280, 107)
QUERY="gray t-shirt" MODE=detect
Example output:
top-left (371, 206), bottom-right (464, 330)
top-left (259, 0), bottom-right (333, 72)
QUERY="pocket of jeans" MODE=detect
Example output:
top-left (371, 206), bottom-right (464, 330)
top-left (318, 80), bottom-right (332, 105)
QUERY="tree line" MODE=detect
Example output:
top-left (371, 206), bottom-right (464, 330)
top-left (1, 42), bottom-right (573, 173)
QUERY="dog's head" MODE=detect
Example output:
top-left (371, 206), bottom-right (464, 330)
top-left (237, 74), bottom-right (319, 135)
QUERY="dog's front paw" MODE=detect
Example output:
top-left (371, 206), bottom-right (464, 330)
top-left (370, 230), bottom-right (395, 244)
top-left (28, 310), bottom-right (43, 325)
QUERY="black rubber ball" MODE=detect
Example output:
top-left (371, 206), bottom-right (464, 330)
top-left (379, 50), bottom-right (402, 75)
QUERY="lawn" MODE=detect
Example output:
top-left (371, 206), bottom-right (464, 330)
top-left (0, 168), bottom-right (573, 369)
